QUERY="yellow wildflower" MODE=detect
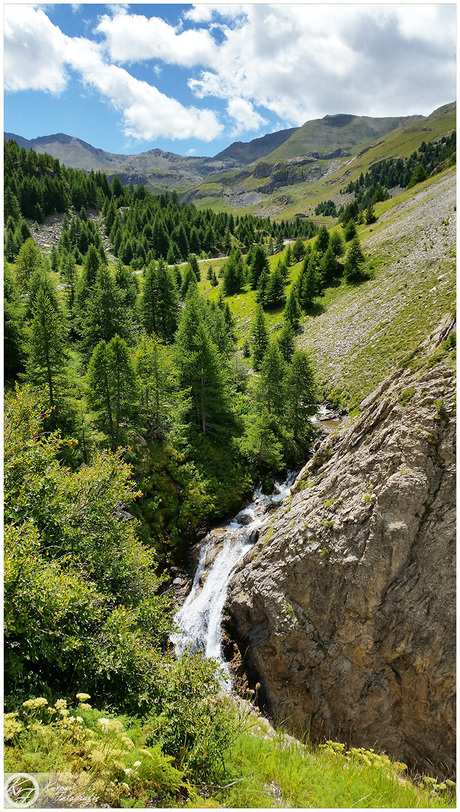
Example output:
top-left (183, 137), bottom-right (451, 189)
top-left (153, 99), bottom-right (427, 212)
top-left (54, 699), bottom-right (67, 710)
top-left (79, 703), bottom-right (92, 711)
top-left (120, 736), bottom-right (135, 750)
top-left (76, 693), bottom-right (91, 702)
top-left (120, 783), bottom-right (130, 793)
top-left (22, 697), bottom-right (48, 709)
top-left (4, 715), bottom-right (23, 740)
top-left (90, 750), bottom-right (105, 764)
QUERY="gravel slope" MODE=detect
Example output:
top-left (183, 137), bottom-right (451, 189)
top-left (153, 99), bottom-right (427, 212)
top-left (298, 169), bottom-right (456, 406)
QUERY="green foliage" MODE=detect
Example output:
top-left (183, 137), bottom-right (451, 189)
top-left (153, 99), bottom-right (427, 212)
top-left (176, 286), bottom-right (233, 439)
top-left (16, 238), bottom-right (42, 291)
top-left (150, 654), bottom-right (244, 780)
top-left (251, 304), bottom-right (269, 370)
top-left (141, 259), bottom-right (179, 343)
top-left (4, 385), bottom-right (174, 710)
top-left (134, 333), bottom-right (178, 440)
top-left (344, 236), bottom-right (367, 282)
top-left (4, 697), bottom-right (186, 807)
top-left (87, 336), bottom-right (139, 449)
top-left (222, 247), bottom-right (245, 296)
top-left (4, 264), bottom-right (25, 381)
top-left (23, 285), bottom-right (68, 411)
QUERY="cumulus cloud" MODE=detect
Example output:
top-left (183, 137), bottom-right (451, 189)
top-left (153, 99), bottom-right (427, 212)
top-left (3, 4), bottom-right (222, 142)
top-left (185, 3), bottom-right (456, 123)
top-left (95, 10), bottom-right (218, 67)
top-left (3, 3), bottom-right (456, 146)
top-left (4, 5), bottom-right (68, 93)
top-left (227, 98), bottom-right (268, 136)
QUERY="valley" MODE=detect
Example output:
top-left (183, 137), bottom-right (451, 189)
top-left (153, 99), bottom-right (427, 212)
top-left (3, 101), bottom-right (456, 807)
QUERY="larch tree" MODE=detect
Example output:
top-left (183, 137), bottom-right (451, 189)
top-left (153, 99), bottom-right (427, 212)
top-left (134, 333), bottom-right (177, 439)
top-left (87, 335), bottom-right (139, 450)
top-left (175, 287), bottom-right (230, 437)
top-left (16, 238), bottom-right (42, 292)
top-left (286, 350), bottom-right (316, 446)
top-left (251, 304), bottom-right (269, 371)
top-left (24, 286), bottom-right (68, 411)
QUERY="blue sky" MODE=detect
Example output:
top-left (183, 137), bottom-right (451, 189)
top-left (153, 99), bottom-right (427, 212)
top-left (4, 3), bottom-right (456, 158)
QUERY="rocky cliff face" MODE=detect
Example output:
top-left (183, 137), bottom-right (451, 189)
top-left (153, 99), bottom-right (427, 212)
top-left (226, 316), bottom-right (456, 777)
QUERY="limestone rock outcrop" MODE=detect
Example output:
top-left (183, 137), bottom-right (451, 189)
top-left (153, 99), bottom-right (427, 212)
top-left (226, 316), bottom-right (456, 776)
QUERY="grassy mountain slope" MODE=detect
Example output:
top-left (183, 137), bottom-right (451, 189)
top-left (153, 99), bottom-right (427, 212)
top-left (213, 125), bottom-right (299, 164)
top-left (263, 112), bottom-right (421, 161)
top-left (299, 168), bottom-right (456, 408)
top-left (185, 103), bottom-right (455, 218)
top-left (199, 165), bottom-right (455, 409)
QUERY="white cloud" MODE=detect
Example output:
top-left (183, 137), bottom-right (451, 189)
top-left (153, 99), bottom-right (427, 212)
top-left (227, 98), bottom-right (268, 137)
top-left (95, 10), bottom-right (217, 67)
top-left (64, 36), bottom-right (223, 142)
top-left (186, 3), bottom-right (456, 124)
top-left (4, 4), bottom-right (68, 92)
top-left (3, 4), bottom-right (222, 143)
top-left (4, 3), bottom-right (456, 146)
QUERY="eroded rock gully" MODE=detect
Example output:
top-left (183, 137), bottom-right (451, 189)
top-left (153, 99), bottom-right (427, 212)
top-left (226, 316), bottom-right (456, 777)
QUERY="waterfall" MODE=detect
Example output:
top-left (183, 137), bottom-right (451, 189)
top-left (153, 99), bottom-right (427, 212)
top-left (171, 470), bottom-right (297, 687)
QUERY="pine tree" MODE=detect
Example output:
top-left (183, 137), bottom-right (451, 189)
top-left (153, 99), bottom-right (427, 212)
top-left (238, 409), bottom-right (284, 472)
top-left (249, 245), bottom-right (269, 289)
top-left (277, 321), bottom-right (295, 363)
top-left (286, 350), bottom-right (316, 446)
top-left (283, 287), bottom-right (302, 332)
top-left (16, 238), bottom-right (41, 291)
top-left (321, 244), bottom-right (338, 286)
top-left (180, 265), bottom-right (197, 299)
top-left (264, 264), bottom-right (285, 308)
top-left (251, 304), bottom-right (269, 370)
top-left (292, 237), bottom-right (305, 263)
top-left (330, 230), bottom-right (345, 258)
top-left (257, 341), bottom-right (286, 419)
top-left (80, 264), bottom-right (131, 357)
top-left (315, 225), bottom-right (330, 255)
top-left (76, 244), bottom-right (100, 311)
top-left (176, 288), bottom-right (230, 437)
top-left (114, 259), bottom-right (139, 310)
top-left (344, 237), bottom-right (366, 282)
top-left (141, 260), bottom-right (179, 342)
top-left (222, 248), bottom-right (244, 296)
top-left (188, 254), bottom-right (201, 282)
top-left (344, 218), bottom-right (357, 241)
top-left (134, 333), bottom-right (177, 439)
top-left (256, 267), bottom-right (269, 306)
top-left (24, 286), bottom-right (68, 410)
top-left (87, 335), bottom-right (139, 450)
top-left (298, 255), bottom-right (320, 309)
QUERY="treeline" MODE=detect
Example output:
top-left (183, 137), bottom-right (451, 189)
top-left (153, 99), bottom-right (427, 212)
top-left (4, 139), bottom-right (315, 268)
top-left (341, 131), bottom-right (456, 208)
top-left (315, 131), bottom-right (456, 218)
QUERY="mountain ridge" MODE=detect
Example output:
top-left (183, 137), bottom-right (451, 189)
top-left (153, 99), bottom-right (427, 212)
top-left (5, 102), bottom-right (455, 205)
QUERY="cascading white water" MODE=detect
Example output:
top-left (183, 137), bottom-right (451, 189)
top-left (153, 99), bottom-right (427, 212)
top-left (171, 471), bottom-right (297, 687)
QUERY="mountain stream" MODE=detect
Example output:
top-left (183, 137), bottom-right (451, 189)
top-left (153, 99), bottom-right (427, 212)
top-left (171, 471), bottom-right (297, 687)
